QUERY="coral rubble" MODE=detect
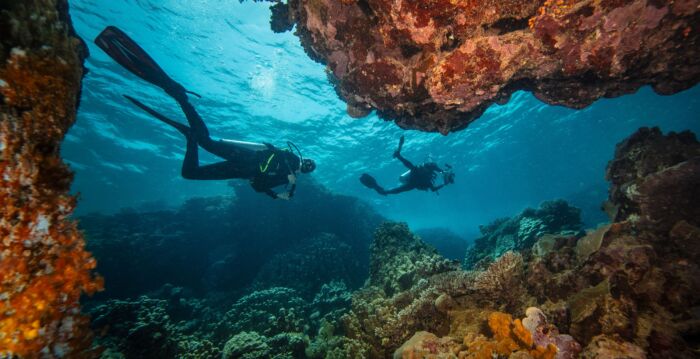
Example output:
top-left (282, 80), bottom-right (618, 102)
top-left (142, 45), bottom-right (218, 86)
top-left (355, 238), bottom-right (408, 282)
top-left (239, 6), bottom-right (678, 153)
top-left (0, 1), bottom-right (102, 357)
top-left (270, 0), bottom-right (700, 133)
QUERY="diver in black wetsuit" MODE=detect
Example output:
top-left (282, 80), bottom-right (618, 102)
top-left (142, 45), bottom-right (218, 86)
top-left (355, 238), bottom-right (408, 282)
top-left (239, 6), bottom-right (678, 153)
top-left (360, 136), bottom-right (455, 196)
top-left (95, 26), bottom-right (315, 200)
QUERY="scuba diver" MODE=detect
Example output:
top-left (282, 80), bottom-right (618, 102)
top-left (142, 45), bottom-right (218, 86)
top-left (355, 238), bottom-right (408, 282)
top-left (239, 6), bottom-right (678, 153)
top-left (359, 136), bottom-right (455, 196)
top-left (94, 26), bottom-right (315, 200)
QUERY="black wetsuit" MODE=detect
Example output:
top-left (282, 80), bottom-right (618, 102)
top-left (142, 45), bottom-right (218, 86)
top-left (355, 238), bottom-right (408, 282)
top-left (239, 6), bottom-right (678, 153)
top-left (93, 26), bottom-right (299, 199)
top-left (381, 152), bottom-right (445, 195)
top-left (172, 90), bottom-right (300, 199)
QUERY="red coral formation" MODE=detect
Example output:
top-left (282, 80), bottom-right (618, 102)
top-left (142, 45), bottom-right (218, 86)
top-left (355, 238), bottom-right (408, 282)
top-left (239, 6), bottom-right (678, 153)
top-left (281, 0), bottom-right (700, 133)
top-left (0, 1), bottom-right (103, 357)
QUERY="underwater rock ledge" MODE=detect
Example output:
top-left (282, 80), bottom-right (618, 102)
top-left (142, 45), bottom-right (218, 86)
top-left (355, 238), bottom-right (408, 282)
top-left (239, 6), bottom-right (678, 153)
top-left (0, 1), bottom-right (102, 357)
top-left (272, 0), bottom-right (700, 133)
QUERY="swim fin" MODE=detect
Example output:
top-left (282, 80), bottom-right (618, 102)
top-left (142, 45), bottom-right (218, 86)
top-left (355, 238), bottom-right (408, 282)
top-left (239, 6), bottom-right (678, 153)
top-left (123, 95), bottom-right (190, 136)
top-left (95, 26), bottom-right (200, 98)
top-left (360, 173), bottom-right (386, 195)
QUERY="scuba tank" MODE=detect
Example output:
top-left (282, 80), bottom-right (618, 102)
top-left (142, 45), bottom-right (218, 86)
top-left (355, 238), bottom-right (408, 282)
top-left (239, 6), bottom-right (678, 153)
top-left (399, 170), bottom-right (411, 184)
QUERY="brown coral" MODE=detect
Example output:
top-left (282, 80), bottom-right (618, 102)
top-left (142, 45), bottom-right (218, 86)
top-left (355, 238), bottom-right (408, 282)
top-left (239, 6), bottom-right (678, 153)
top-left (472, 251), bottom-right (529, 312)
top-left (0, 1), bottom-right (103, 357)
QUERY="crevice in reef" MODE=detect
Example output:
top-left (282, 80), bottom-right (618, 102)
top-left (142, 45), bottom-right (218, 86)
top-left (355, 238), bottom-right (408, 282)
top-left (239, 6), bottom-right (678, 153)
top-left (356, 0), bottom-right (374, 18)
top-left (483, 17), bottom-right (531, 35)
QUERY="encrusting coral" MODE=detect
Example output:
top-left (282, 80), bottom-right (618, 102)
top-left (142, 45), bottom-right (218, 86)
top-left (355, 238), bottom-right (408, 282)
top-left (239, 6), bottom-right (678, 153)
top-left (0, 1), bottom-right (102, 357)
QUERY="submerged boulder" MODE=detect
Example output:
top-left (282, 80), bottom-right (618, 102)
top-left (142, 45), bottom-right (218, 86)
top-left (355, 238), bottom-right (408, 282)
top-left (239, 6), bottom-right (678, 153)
top-left (605, 127), bottom-right (700, 231)
top-left (252, 233), bottom-right (364, 298)
top-left (265, 0), bottom-right (700, 133)
top-left (465, 199), bottom-right (583, 269)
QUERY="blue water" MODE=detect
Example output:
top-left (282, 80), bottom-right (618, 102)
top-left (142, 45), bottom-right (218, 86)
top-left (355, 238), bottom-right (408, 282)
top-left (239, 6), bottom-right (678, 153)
top-left (64, 0), bottom-right (700, 238)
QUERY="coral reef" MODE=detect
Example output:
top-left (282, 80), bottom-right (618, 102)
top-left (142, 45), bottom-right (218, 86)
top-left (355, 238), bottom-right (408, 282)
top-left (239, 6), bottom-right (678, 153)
top-left (252, 233), bottom-right (364, 298)
top-left (300, 127), bottom-right (700, 358)
top-left (87, 282), bottom-right (354, 357)
top-left (464, 199), bottom-right (583, 269)
top-left (81, 127), bottom-right (699, 357)
top-left (369, 222), bottom-right (460, 296)
top-left (214, 287), bottom-right (310, 340)
top-left (263, 0), bottom-right (700, 133)
top-left (0, 1), bottom-right (102, 357)
top-left (87, 290), bottom-right (222, 358)
top-left (472, 252), bottom-right (529, 312)
top-left (391, 308), bottom-right (580, 358)
top-left (80, 179), bottom-right (383, 298)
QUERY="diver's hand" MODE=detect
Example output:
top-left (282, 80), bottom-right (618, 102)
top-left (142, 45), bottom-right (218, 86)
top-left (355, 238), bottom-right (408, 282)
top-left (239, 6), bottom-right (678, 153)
top-left (277, 192), bottom-right (291, 200)
top-left (287, 174), bottom-right (296, 185)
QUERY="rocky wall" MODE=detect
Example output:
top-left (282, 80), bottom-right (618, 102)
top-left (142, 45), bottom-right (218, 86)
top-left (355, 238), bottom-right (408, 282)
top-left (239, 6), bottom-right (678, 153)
top-left (0, 1), bottom-right (102, 357)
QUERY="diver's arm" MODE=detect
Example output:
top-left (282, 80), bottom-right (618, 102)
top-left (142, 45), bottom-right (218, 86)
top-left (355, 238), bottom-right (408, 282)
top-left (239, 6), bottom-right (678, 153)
top-left (431, 184), bottom-right (445, 192)
top-left (394, 152), bottom-right (417, 170)
top-left (263, 188), bottom-right (280, 199)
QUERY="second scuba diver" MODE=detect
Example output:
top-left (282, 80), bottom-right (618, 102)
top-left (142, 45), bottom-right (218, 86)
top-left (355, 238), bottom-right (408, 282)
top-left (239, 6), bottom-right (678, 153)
top-left (360, 136), bottom-right (455, 196)
top-left (95, 26), bottom-right (315, 200)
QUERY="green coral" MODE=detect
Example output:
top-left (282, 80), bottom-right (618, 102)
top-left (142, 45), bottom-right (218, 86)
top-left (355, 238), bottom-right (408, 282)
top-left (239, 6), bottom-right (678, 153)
top-left (369, 222), bottom-right (459, 295)
top-left (214, 287), bottom-right (309, 341)
top-left (222, 332), bottom-right (271, 359)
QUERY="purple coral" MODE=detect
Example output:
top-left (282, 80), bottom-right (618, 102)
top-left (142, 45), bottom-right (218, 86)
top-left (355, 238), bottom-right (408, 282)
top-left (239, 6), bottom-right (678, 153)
top-left (522, 307), bottom-right (582, 359)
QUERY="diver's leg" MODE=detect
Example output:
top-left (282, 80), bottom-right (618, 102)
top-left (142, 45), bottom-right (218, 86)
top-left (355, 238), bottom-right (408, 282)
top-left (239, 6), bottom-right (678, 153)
top-left (383, 183), bottom-right (415, 195)
top-left (181, 136), bottom-right (249, 180)
top-left (166, 92), bottom-right (248, 161)
top-left (123, 95), bottom-right (190, 136)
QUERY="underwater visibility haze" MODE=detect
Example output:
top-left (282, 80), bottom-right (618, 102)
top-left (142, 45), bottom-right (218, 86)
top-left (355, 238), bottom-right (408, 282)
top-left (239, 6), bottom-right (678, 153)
top-left (1, 0), bottom-right (699, 358)
top-left (64, 0), bottom-right (700, 234)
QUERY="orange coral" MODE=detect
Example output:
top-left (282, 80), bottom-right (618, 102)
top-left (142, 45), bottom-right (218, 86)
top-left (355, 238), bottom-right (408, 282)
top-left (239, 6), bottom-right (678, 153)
top-left (0, 49), bottom-right (103, 357)
top-left (463, 312), bottom-right (557, 359)
top-left (529, 0), bottom-right (577, 29)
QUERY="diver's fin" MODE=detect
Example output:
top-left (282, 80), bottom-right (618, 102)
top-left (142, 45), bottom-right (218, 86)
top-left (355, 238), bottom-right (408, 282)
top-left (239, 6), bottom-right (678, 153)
top-left (95, 26), bottom-right (187, 96)
top-left (123, 95), bottom-right (190, 136)
top-left (360, 173), bottom-right (386, 195)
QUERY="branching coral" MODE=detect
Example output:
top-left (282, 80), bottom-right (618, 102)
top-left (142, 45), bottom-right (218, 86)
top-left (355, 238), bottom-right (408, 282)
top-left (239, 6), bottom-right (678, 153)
top-left (472, 252), bottom-right (528, 312)
top-left (0, 1), bottom-right (102, 356)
